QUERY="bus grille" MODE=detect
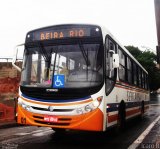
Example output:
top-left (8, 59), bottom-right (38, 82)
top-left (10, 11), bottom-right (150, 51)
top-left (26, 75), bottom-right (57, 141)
top-left (32, 115), bottom-right (72, 126)
top-left (31, 106), bottom-right (74, 112)
top-left (34, 120), bottom-right (70, 126)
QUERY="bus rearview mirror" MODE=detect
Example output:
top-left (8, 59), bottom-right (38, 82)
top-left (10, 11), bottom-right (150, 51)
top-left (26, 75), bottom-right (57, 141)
top-left (112, 54), bottom-right (119, 68)
top-left (12, 44), bottom-right (24, 72)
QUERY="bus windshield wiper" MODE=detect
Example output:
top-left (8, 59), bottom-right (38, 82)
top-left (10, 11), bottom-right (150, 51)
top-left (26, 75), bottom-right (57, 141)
top-left (38, 43), bottom-right (51, 63)
top-left (79, 43), bottom-right (90, 66)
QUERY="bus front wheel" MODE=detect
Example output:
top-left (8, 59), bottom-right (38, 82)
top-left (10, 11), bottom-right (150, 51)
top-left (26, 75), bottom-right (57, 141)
top-left (52, 128), bottom-right (66, 134)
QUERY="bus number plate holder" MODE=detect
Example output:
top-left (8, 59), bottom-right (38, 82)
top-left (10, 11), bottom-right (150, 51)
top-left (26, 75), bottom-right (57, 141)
top-left (44, 116), bottom-right (58, 122)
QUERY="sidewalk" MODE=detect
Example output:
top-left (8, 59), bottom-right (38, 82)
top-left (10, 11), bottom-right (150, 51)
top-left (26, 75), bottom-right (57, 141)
top-left (0, 120), bottom-right (17, 129)
top-left (137, 118), bottom-right (160, 149)
top-left (128, 104), bottom-right (160, 149)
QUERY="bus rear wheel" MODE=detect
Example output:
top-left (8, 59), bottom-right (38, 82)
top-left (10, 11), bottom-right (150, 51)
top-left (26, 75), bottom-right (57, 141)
top-left (117, 101), bottom-right (126, 131)
top-left (139, 101), bottom-right (144, 119)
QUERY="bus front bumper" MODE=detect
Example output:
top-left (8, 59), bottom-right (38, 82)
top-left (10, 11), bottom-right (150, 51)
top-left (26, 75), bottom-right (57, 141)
top-left (17, 105), bottom-right (103, 131)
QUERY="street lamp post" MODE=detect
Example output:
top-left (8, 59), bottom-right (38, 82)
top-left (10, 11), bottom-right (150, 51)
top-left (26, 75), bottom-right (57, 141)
top-left (154, 0), bottom-right (160, 67)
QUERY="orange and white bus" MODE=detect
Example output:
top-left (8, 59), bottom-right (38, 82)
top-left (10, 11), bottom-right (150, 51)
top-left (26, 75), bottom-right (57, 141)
top-left (12, 24), bottom-right (150, 132)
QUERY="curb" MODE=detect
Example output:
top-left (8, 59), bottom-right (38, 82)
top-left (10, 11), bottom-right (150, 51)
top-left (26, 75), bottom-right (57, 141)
top-left (0, 121), bottom-right (18, 129)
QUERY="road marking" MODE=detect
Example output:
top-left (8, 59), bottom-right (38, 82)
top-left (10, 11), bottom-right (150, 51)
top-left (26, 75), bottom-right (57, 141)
top-left (31, 130), bottom-right (45, 133)
top-left (14, 132), bottom-right (30, 136)
top-left (128, 115), bottom-right (160, 149)
top-left (14, 128), bottom-right (52, 137)
top-left (32, 130), bottom-right (52, 137)
top-left (1, 129), bottom-right (52, 145)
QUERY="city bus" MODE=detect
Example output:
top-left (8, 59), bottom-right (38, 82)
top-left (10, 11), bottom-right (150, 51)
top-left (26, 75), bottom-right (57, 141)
top-left (12, 24), bottom-right (150, 132)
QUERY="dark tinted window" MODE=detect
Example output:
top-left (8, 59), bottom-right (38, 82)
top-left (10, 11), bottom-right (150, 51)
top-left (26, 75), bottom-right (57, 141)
top-left (127, 57), bottom-right (132, 83)
top-left (119, 48), bottom-right (125, 81)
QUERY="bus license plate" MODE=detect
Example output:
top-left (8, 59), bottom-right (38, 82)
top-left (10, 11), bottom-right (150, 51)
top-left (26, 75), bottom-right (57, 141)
top-left (44, 116), bottom-right (58, 122)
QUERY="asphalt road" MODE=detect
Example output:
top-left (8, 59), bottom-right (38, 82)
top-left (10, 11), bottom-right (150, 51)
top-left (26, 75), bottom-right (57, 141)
top-left (0, 104), bottom-right (160, 149)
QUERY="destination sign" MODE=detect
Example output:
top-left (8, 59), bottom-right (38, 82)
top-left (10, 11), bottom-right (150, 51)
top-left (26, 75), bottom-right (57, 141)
top-left (26, 25), bottom-right (101, 42)
top-left (33, 28), bottom-right (90, 41)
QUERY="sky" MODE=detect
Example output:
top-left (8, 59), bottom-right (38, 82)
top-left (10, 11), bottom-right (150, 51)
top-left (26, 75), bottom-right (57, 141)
top-left (0, 0), bottom-right (157, 57)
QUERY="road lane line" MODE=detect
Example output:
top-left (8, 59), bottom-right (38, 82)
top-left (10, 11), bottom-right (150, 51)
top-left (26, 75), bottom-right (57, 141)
top-left (32, 130), bottom-right (52, 137)
top-left (128, 115), bottom-right (160, 149)
top-left (31, 130), bottom-right (46, 133)
top-left (1, 129), bottom-right (53, 145)
top-left (14, 132), bottom-right (31, 136)
top-left (14, 128), bottom-right (51, 136)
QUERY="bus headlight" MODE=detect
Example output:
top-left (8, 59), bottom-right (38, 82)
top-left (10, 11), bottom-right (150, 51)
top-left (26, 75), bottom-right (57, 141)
top-left (84, 105), bottom-right (92, 112)
top-left (22, 103), bottom-right (26, 109)
top-left (26, 105), bottom-right (31, 111)
top-left (19, 101), bottom-right (31, 112)
top-left (76, 108), bottom-right (83, 114)
top-left (76, 96), bottom-right (103, 115)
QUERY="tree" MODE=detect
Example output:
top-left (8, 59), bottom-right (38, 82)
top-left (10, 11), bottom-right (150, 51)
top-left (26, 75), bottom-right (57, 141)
top-left (125, 46), bottom-right (160, 91)
top-left (125, 46), bottom-right (142, 58)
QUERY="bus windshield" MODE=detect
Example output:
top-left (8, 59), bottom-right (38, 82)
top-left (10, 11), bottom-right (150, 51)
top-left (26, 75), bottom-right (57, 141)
top-left (21, 43), bottom-right (103, 89)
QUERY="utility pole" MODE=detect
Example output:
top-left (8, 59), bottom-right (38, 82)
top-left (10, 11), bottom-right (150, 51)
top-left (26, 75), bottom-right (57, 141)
top-left (155, 0), bottom-right (160, 68)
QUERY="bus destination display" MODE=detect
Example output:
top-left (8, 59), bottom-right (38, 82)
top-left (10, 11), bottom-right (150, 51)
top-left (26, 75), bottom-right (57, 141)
top-left (33, 28), bottom-right (90, 41)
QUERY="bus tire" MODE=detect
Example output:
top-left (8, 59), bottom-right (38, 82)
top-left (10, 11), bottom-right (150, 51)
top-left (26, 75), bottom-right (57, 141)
top-left (52, 128), bottom-right (66, 134)
top-left (139, 101), bottom-right (144, 119)
top-left (117, 101), bottom-right (126, 131)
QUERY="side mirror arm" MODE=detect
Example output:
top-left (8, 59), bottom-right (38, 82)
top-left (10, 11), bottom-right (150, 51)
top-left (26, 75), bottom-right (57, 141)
top-left (12, 44), bottom-right (24, 72)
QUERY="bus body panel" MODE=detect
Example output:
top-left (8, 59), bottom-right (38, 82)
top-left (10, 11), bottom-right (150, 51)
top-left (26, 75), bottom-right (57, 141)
top-left (106, 82), bottom-right (149, 128)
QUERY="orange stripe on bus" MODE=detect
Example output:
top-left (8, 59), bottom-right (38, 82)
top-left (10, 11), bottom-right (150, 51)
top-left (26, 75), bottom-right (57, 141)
top-left (108, 114), bottom-right (118, 123)
top-left (126, 108), bottom-right (140, 117)
top-left (108, 108), bottom-right (141, 123)
top-left (20, 96), bottom-right (92, 106)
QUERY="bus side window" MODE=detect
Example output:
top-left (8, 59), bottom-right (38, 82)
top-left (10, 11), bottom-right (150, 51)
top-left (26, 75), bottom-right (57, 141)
top-left (145, 72), bottom-right (148, 89)
top-left (127, 57), bottom-right (132, 84)
top-left (146, 75), bottom-right (149, 90)
top-left (109, 42), bottom-right (114, 51)
top-left (142, 71), bottom-right (145, 89)
top-left (133, 63), bottom-right (137, 85)
top-left (105, 35), bottom-right (117, 95)
top-left (119, 48), bottom-right (125, 81)
top-left (138, 67), bottom-right (142, 88)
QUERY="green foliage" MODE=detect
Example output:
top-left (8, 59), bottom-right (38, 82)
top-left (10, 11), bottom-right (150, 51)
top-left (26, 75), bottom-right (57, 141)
top-left (125, 46), bottom-right (160, 91)
top-left (125, 46), bottom-right (142, 58)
